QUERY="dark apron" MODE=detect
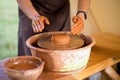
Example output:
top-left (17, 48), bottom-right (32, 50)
top-left (18, 0), bottom-right (70, 56)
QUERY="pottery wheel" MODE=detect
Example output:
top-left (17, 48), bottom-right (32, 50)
top-left (37, 34), bottom-right (84, 50)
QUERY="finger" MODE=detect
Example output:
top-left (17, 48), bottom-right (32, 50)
top-left (44, 17), bottom-right (50, 25)
top-left (72, 22), bottom-right (84, 31)
top-left (72, 16), bottom-right (77, 23)
top-left (71, 22), bottom-right (84, 35)
top-left (72, 25), bottom-right (83, 35)
top-left (32, 23), bottom-right (36, 32)
top-left (39, 17), bottom-right (45, 30)
top-left (72, 18), bottom-right (84, 28)
top-left (33, 21), bottom-right (39, 33)
top-left (38, 20), bottom-right (43, 31)
top-left (72, 16), bottom-right (82, 23)
top-left (71, 21), bottom-right (82, 30)
top-left (32, 21), bottom-right (38, 33)
top-left (71, 17), bottom-right (84, 35)
top-left (71, 23), bottom-right (83, 33)
top-left (40, 21), bottom-right (44, 31)
top-left (36, 20), bottom-right (43, 32)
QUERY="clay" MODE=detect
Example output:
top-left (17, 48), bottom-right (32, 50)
top-left (37, 32), bottom-right (84, 50)
top-left (51, 34), bottom-right (70, 44)
top-left (9, 62), bottom-right (39, 70)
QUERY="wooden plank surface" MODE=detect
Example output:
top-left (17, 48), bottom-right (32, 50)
top-left (91, 32), bottom-right (120, 58)
top-left (0, 32), bottom-right (120, 80)
top-left (0, 52), bottom-right (119, 80)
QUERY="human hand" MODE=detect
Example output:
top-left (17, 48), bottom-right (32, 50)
top-left (71, 15), bottom-right (84, 35)
top-left (32, 15), bottom-right (50, 33)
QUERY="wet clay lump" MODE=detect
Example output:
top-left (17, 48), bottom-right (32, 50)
top-left (51, 34), bottom-right (70, 44)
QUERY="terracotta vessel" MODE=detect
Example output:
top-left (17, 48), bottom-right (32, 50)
top-left (3, 56), bottom-right (44, 80)
top-left (26, 31), bottom-right (95, 73)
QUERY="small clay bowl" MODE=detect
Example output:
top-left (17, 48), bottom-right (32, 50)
top-left (51, 34), bottom-right (70, 44)
top-left (3, 56), bottom-right (44, 80)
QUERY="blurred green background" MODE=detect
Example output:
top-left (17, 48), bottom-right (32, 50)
top-left (0, 0), bottom-right (18, 59)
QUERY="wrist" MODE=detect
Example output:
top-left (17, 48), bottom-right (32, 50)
top-left (31, 16), bottom-right (40, 20)
top-left (30, 12), bottom-right (40, 19)
top-left (76, 10), bottom-right (87, 20)
top-left (77, 13), bottom-right (85, 20)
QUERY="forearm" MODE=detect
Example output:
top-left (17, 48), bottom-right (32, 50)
top-left (78, 0), bottom-right (90, 12)
top-left (17, 0), bottom-right (40, 19)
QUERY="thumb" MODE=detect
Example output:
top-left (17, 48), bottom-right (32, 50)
top-left (72, 16), bottom-right (77, 23)
top-left (44, 17), bottom-right (50, 25)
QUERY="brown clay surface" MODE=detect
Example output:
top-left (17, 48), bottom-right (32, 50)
top-left (5, 56), bottom-right (41, 70)
top-left (9, 62), bottom-right (39, 70)
top-left (37, 33), bottom-right (84, 50)
top-left (51, 34), bottom-right (70, 44)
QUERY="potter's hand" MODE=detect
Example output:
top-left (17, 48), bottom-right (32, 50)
top-left (71, 15), bottom-right (84, 35)
top-left (32, 15), bottom-right (50, 33)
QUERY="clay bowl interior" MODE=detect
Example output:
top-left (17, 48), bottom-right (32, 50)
top-left (3, 56), bottom-right (44, 80)
top-left (37, 32), bottom-right (84, 50)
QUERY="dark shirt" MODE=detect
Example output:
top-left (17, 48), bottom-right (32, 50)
top-left (31, 0), bottom-right (70, 31)
top-left (18, 0), bottom-right (70, 56)
top-left (19, 0), bottom-right (71, 31)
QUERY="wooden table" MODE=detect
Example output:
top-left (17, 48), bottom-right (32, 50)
top-left (0, 32), bottom-right (120, 80)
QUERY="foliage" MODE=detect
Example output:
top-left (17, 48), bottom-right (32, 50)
top-left (0, 0), bottom-right (18, 59)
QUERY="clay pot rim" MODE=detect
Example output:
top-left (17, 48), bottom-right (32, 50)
top-left (26, 31), bottom-right (95, 52)
top-left (3, 56), bottom-right (45, 72)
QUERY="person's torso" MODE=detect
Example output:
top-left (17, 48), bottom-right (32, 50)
top-left (31, 0), bottom-right (69, 13)
top-left (19, 0), bottom-right (70, 32)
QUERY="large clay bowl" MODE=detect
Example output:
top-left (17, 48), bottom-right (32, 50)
top-left (3, 56), bottom-right (44, 80)
top-left (26, 31), bottom-right (95, 73)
